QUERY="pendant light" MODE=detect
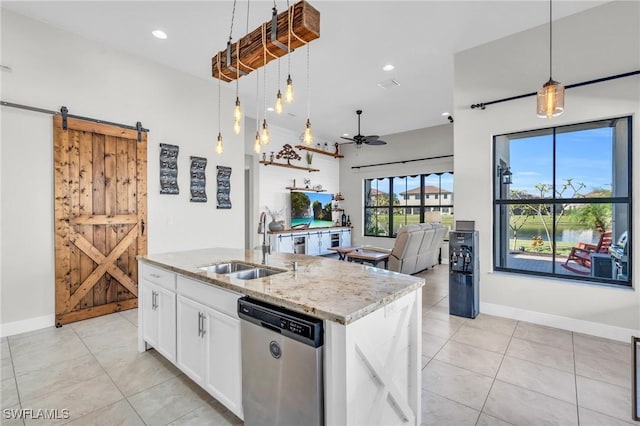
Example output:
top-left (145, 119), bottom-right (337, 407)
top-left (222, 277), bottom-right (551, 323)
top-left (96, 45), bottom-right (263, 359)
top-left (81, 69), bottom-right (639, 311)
top-left (275, 59), bottom-right (284, 114)
top-left (228, 0), bottom-right (243, 134)
top-left (537, 0), bottom-right (564, 119)
top-left (285, 2), bottom-right (294, 103)
top-left (260, 56), bottom-right (271, 145)
top-left (302, 44), bottom-right (313, 146)
top-left (216, 75), bottom-right (224, 155)
top-left (254, 69), bottom-right (262, 154)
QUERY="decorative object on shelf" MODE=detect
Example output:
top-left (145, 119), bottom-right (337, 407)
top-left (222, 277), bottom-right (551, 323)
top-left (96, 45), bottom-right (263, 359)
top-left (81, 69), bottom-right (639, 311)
top-left (216, 166), bottom-right (232, 209)
top-left (323, 142), bottom-right (329, 152)
top-left (262, 152), bottom-right (267, 162)
top-left (341, 211), bottom-right (347, 227)
top-left (305, 151), bottom-right (314, 165)
top-left (295, 144), bottom-right (344, 158)
top-left (159, 143), bottom-right (179, 195)
top-left (292, 179), bottom-right (296, 187)
top-left (265, 207), bottom-right (284, 231)
top-left (334, 142), bottom-right (340, 156)
top-left (189, 156), bottom-right (207, 202)
top-left (334, 192), bottom-right (344, 201)
top-left (304, 178), bottom-right (311, 188)
top-left (537, 0), bottom-right (564, 119)
top-left (270, 152), bottom-right (275, 162)
top-left (276, 144), bottom-right (302, 165)
top-left (211, 1), bottom-right (320, 82)
top-left (346, 215), bottom-right (351, 227)
top-left (313, 184), bottom-right (323, 191)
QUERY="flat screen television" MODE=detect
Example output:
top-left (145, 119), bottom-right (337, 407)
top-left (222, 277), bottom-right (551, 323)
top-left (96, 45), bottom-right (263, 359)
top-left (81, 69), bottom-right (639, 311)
top-left (290, 191), bottom-right (334, 229)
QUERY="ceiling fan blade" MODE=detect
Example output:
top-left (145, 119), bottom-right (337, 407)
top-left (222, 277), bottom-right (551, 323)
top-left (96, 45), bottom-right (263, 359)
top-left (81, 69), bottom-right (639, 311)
top-left (365, 139), bottom-right (387, 146)
top-left (337, 140), bottom-right (355, 145)
top-left (364, 135), bottom-right (380, 141)
top-left (340, 136), bottom-right (356, 142)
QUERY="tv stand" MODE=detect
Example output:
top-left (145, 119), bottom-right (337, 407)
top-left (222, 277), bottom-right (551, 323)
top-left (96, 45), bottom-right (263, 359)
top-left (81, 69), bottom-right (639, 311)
top-left (269, 227), bottom-right (352, 256)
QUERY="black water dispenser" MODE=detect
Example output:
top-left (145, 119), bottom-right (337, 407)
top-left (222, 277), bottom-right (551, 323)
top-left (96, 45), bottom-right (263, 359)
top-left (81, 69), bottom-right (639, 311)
top-left (449, 230), bottom-right (479, 318)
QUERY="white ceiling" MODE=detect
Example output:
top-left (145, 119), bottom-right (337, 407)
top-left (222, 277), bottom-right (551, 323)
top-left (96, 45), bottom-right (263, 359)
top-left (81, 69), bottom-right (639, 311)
top-left (2, 1), bottom-right (607, 143)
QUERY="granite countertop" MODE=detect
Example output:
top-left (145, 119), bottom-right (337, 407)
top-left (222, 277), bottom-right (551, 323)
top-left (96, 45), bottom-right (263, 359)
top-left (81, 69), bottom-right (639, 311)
top-left (138, 248), bottom-right (424, 325)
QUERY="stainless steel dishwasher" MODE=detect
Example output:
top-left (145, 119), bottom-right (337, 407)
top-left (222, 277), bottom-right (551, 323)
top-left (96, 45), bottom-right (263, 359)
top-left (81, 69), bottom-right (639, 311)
top-left (238, 297), bottom-right (324, 426)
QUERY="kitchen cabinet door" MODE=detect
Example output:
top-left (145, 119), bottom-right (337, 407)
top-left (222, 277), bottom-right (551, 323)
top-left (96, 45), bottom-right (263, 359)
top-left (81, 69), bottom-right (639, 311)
top-left (319, 231), bottom-right (332, 255)
top-left (176, 295), bottom-right (206, 384)
top-left (141, 281), bottom-right (176, 362)
top-left (306, 232), bottom-right (321, 256)
top-left (276, 235), bottom-right (294, 253)
top-left (341, 229), bottom-right (352, 246)
top-left (203, 307), bottom-right (243, 419)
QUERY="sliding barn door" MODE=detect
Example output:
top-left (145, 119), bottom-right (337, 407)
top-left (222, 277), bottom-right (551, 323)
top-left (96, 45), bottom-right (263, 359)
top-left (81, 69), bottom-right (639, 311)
top-left (54, 116), bottom-right (147, 325)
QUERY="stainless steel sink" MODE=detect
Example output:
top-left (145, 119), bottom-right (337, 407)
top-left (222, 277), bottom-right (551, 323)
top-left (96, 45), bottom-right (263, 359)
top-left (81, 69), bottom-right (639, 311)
top-left (226, 267), bottom-right (285, 280)
top-left (198, 262), bottom-right (255, 274)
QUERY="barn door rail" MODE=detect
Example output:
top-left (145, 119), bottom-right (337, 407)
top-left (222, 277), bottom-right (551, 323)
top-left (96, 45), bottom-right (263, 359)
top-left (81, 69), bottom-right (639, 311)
top-left (1, 101), bottom-right (149, 141)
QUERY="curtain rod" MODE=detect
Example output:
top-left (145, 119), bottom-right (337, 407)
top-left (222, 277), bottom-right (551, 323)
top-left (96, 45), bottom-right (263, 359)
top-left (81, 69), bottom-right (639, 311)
top-left (1, 101), bottom-right (149, 136)
top-left (351, 154), bottom-right (453, 170)
top-left (470, 70), bottom-right (640, 110)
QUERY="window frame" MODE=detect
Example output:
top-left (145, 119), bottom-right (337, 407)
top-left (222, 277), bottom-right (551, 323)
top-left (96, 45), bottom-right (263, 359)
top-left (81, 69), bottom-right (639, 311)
top-left (492, 116), bottom-right (632, 287)
top-left (364, 172), bottom-right (454, 238)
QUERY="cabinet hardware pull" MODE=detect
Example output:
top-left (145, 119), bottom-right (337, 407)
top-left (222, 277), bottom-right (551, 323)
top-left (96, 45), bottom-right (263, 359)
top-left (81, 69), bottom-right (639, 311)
top-left (201, 314), bottom-right (207, 337)
top-left (141, 218), bottom-right (146, 236)
top-left (151, 291), bottom-right (156, 310)
top-left (197, 312), bottom-right (202, 336)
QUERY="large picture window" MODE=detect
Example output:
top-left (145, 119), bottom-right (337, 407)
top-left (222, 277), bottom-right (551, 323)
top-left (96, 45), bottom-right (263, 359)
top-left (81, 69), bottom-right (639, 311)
top-left (494, 117), bottom-right (631, 287)
top-left (364, 173), bottom-right (453, 237)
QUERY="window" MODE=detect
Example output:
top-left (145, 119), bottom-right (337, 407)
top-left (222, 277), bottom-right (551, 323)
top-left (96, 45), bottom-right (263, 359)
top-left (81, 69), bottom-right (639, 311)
top-left (364, 172), bottom-right (454, 237)
top-left (494, 117), bottom-right (631, 287)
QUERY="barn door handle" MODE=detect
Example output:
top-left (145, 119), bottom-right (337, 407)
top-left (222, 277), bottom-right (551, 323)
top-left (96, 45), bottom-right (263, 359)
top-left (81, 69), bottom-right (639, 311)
top-left (141, 219), bottom-right (146, 235)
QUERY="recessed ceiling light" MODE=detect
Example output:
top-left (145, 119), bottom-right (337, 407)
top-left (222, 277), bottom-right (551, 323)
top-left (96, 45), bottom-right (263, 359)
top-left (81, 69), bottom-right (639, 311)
top-left (342, 133), bottom-right (349, 137)
top-left (441, 112), bottom-right (450, 116)
top-left (267, 107), bottom-right (274, 112)
top-left (152, 30), bottom-right (167, 40)
top-left (383, 64), bottom-right (395, 71)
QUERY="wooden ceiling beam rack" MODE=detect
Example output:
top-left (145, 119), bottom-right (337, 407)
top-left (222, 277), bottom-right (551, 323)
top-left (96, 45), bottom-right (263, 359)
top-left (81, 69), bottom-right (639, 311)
top-left (212, 0), bottom-right (320, 82)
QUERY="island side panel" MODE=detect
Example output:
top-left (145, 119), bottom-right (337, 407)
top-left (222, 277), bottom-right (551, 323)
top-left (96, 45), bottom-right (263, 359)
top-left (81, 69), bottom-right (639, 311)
top-left (324, 288), bottom-right (422, 425)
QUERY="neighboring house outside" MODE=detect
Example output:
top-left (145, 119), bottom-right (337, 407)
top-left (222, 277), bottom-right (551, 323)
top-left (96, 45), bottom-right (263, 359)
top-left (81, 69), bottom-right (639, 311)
top-left (399, 185), bottom-right (454, 214)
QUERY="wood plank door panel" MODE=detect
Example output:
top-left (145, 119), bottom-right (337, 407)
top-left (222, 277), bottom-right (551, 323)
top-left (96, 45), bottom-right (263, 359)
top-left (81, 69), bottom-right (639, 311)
top-left (54, 116), bottom-right (147, 325)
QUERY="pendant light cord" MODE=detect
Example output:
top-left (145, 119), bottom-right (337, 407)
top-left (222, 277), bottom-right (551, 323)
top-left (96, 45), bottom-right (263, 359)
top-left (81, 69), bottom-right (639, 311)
top-left (228, 0), bottom-right (238, 43)
top-left (306, 44), bottom-right (310, 118)
top-left (549, 0), bottom-right (553, 79)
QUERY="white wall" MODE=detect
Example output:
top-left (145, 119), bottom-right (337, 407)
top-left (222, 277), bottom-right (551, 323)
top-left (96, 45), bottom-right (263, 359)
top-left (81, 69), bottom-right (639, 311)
top-left (339, 124), bottom-right (454, 249)
top-left (0, 10), bottom-right (245, 334)
top-left (454, 1), bottom-right (640, 339)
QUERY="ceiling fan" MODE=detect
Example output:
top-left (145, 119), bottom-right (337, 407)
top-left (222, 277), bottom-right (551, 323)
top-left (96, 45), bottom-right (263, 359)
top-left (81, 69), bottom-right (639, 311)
top-left (340, 110), bottom-right (387, 148)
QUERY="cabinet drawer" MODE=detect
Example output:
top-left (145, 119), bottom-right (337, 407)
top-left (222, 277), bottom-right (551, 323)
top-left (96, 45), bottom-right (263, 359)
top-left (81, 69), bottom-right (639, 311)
top-left (177, 275), bottom-right (240, 318)
top-left (142, 264), bottom-right (176, 291)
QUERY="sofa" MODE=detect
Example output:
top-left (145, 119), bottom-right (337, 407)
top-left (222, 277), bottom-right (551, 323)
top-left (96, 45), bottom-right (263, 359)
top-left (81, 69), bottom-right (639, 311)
top-left (387, 223), bottom-right (447, 274)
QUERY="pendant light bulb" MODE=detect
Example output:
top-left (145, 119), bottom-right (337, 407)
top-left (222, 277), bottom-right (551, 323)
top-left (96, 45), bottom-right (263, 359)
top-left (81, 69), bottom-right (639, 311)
top-left (260, 119), bottom-right (270, 145)
top-left (537, 79), bottom-right (564, 119)
top-left (275, 90), bottom-right (284, 115)
top-left (216, 132), bottom-right (224, 155)
top-left (233, 97), bottom-right (242, 134)
top-left (254, 132), bottom-right (261, 154)
top-left (285, 75), bottom-right (294, 103)
top-left (303, 118), bottom-right (313, 146)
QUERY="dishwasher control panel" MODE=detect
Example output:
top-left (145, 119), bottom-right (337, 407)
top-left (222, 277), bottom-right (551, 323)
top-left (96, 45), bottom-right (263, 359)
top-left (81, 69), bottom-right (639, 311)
top-left (238, 297), bottom-right (323, 347)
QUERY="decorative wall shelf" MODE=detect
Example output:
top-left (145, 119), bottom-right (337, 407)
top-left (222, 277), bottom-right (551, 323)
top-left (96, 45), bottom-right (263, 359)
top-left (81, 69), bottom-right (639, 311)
top-left (286, 186), bottom-right (327, 192)
top-left (259, 160), bottom-right (319, 172)
top-left (295, 145), bottom-right (344, 158)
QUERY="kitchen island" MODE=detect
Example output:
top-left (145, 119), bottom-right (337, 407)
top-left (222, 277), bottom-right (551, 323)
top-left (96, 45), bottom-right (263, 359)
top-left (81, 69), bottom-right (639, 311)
top-left (138, 248), bottom-right (424, 425)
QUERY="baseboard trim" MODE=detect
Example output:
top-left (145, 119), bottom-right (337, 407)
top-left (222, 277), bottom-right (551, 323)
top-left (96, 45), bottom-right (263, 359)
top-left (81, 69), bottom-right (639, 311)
top-left (481, 302), bottom-right (639, 343)
top-left (0, 314), bottom-right (55, 338)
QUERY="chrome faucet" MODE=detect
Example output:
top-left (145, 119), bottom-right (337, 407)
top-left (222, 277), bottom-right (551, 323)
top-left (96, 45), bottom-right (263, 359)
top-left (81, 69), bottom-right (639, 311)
top-left (258, 212), bottom-right (271, 264)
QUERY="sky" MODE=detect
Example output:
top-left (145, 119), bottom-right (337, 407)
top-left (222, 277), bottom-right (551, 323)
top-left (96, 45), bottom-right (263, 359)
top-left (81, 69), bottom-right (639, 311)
top-left (509, 126), bottom-right (614, 196)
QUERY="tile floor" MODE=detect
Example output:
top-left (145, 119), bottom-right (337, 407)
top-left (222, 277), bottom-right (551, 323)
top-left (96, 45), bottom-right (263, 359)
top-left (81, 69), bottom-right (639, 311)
top-left (1, 264), bottom-right (637, 425)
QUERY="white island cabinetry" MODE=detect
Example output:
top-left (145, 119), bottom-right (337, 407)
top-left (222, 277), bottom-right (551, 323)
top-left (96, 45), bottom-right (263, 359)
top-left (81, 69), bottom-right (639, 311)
top-left (139, 264), bottom-right (176, 363)
top-left (139, 248), bottom-right (423, 425)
